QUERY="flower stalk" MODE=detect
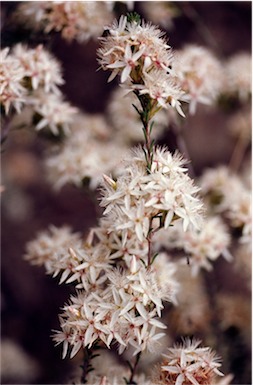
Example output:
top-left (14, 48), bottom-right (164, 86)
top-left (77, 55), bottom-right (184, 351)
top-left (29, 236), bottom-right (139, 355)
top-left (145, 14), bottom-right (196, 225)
top-left (125, 352), bottom-right (142, 385)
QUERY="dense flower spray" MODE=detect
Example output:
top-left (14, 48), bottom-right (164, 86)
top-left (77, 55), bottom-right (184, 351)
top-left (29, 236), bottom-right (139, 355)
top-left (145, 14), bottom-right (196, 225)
top-left (1, 44), bottom-right (77, 135)
top-left (21, 11), bottom-right (238, 385)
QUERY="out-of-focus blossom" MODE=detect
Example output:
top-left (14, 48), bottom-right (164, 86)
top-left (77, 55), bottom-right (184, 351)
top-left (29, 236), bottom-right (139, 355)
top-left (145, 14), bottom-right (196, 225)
top-left (228, 107), bottom-right (251, 144)
top-left (141, 1), bottom-right (180, 30)
top-left (1, 339), bottom-right (40, 383)
top-left (13, 44), bottom-right (63, 94)
top-left (1, 44), bottom-right (77, 135)
top-left (174, 45), bottom-right (223, 114)
top-left (32, 91), bottom-right (77, 135)
top-left (200, 166), bottom-right (251, 245)
top-left (16, 1), bottom-right (114, 42)
top-left (223, 52), bottom-right (251, 102)
top-left (168, 265), bottom-right (212, 335)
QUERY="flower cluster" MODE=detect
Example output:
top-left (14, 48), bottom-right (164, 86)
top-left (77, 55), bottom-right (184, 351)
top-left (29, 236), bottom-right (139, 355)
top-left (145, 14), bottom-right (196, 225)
top-left (0, 48), bottom-right (26, 114)
top-left (200, 166), bottom-right (252, 245)
top-left (16, 1), bottom-right (113, 43)
top-left (153, 339), bottom-right (224, 385)
top-left (101, 147), bottom-right (203, 246)
top-left (53, 256), bottom-right (178, 359)
top-left (173, 45), bottom-right (223, 114)
top-left (1, 44), bottom-right (77, 134)
top-left (18, 10), bottom-right (239, 385)
top-left (98, 15), bottom-right (185, 115)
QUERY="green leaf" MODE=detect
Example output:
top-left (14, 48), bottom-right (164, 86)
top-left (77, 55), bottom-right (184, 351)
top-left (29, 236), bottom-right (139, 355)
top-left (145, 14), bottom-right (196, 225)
top-left (126, 12), bottom-right (141, 24)
top-left (151, 252), bottom-right (159, 264)
top-left (149, 120), bottom-right (155, 135)
top-left (132, 103), bottom-right (141, 116)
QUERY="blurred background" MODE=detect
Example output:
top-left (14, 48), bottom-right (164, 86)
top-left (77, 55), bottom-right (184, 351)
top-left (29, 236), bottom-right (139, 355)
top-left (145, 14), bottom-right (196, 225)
top-left (1, 1), bottom-right (251, 384)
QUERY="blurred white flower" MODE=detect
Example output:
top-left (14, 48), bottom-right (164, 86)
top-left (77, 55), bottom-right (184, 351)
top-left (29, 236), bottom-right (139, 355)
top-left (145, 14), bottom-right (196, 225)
top-left (223, 52), bottom-right (251, 102)
top-left (174, 45), bottom-right (223, 114)
top-left (16, 1), bottom-right (114, 42)
top-left (13, 44), bottom-right (63, 94)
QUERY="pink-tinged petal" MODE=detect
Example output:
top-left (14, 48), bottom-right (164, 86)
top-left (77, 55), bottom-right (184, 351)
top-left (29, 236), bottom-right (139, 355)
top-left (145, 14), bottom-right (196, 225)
top-left (124, 44), bottom-right (132, 60)
top-left (83, 303), bottom-right (93, 319)
top-left (149, 318), bottom-right (167, 329)
top-left (136, 302), bottom-right (147, 320)
top-left (132, 46), bottom-right (145, 61)
top-left (119, 301), bottom-right (134, 315)
top-left (89, 265), bottom-right (96, 283)
top-left (70, 340), bottom-right (82, 358)
top-left (84, 324), bottom-right (94, 347)
top-left (165, 210), bottom-right (174, 229)
top-left (185, 372), bottom-right (201, 385)
top-left (107, 61), bottom-right (125, 69)
top-left (152, 333), bottom-right (166, 341)
top-left (107, 70), bottom-right (118, 83)
top-left (121, 65), bottom-right (132, 83)
top-left (175, 373), bottom-right (185, 385)
top-left (114, 332), bottom-right (126, 346)
top-left (135, 222), bottom-right (144, 242)
top-left (62, 340), bottom-right (68, 359)
top-left (162, 365), bottom-right (180, 373)
top-left (130, 255), bottom-right (138, 274)
top-left (59, 269), bottom-right (70, 284)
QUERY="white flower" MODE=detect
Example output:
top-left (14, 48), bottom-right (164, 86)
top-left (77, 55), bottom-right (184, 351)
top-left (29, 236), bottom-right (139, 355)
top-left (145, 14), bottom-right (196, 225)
top-left (139, 70), bottom-right (185, 116)
top-left (108, 44), bottom-right (145, 83)
top-left (98, 15), bottom-right (185, 115)
top-left (101, 147), bottom-right (203, 251)
top-left (154, 339), bottom-right (224, 385)
top-left (0, 48), bottom-right (26, 114)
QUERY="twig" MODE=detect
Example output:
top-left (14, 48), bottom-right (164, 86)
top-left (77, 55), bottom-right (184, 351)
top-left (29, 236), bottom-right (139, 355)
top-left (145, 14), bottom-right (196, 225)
top-left (229, 135), bottom-right (248, 173)
top-left (126, 352), bottom-right (142, 384)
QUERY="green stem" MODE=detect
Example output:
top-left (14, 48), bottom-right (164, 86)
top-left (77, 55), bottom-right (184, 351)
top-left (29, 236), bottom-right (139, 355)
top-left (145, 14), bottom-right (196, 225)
top-left (141, 116), bottom-right (153, 173)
